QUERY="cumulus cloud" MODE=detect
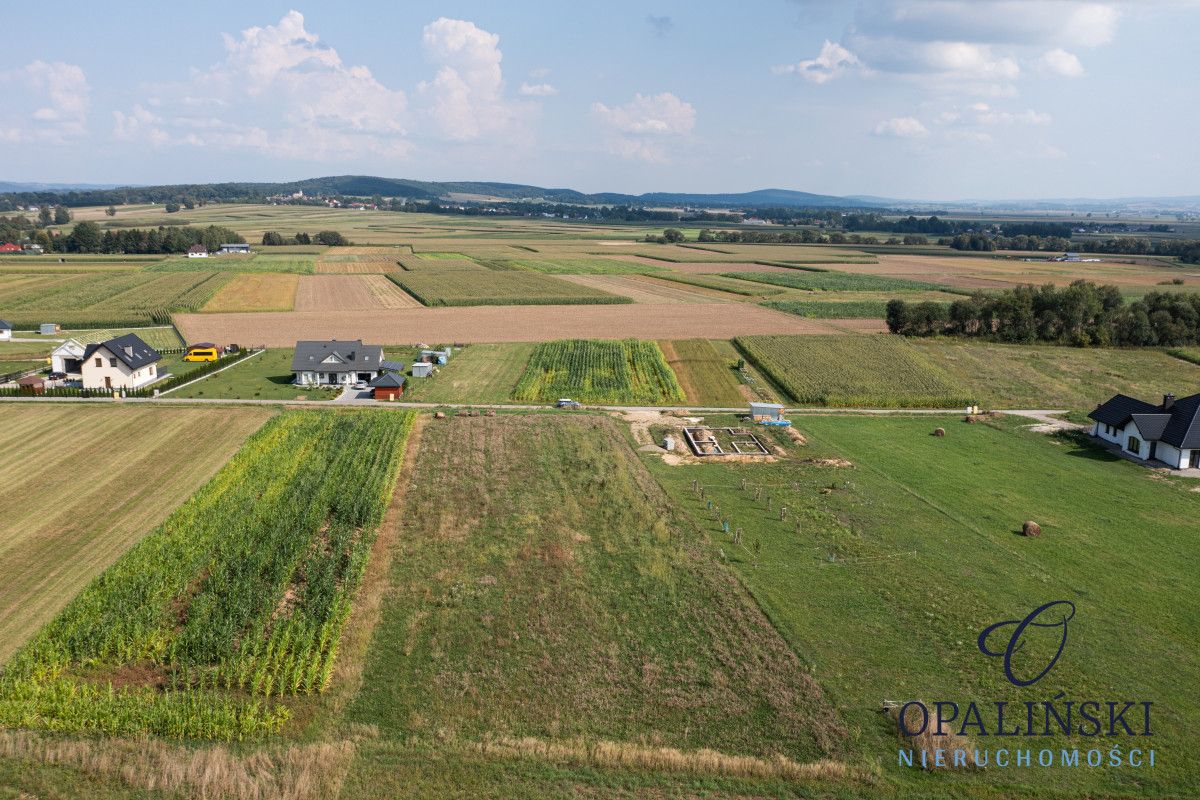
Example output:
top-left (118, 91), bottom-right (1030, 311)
top-left (418, 17), bottom-right (520, 141)
top-left (592, 92), bottom-right (695, 162)
top-left (519, 82), bottom-right (557, 97)
top-left (0, 60), bottom-right (90, 143)
top-left (773, 40), bottom-right (862, 84)
top-left (872, 116), bottom-right (928, 138)
top-left (1039, 48), bottom-right (1086, 77)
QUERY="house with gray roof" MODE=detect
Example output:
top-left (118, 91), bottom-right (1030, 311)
top-left (81, 333), bottom-right (162, 390)
top-left (0, 319), bottom-right (11, 342)
top-left (1089, 392), bottom-right (1200, 469)
top-left (291, 339), bottom-right (385, 387)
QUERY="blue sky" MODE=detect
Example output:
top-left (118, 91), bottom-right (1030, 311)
top-left (1, 1), bottom-right (1196, 199)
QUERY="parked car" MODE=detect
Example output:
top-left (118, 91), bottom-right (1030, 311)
top-left (352, 381), bottom-right (368, 391)
top-left (47, 371), bottom-right (67, 381)
top-left (556, 398), bottom-right (583, 409)
top-left (184, 345), bottom-right (220, 363)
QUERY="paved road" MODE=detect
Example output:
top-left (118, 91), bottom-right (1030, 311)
top-left (0, 394), bottom-right (1069, 418)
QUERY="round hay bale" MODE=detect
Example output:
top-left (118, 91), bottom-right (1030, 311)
top-left (1022, 521), bottom-right (1042, 537)
top-left (932, 427), bottom-right (946, 437)
top-left (433, 411), bottom-right (446, 419)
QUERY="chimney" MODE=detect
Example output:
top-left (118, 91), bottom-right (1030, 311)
top-left (123, 346), bottom-right (134, 357)
top-left (1163, 393), bottom-right (1176, 411)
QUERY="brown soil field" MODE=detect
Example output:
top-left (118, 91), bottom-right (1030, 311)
top-left (315, 260), bottom-right (399, 274)
top-left (557, 274), bottom-right (724, 304)
top-left (846, 254), bottom-right (1200, 290)
top-left (294, 275), bottom-right (422, 311)
top-left (202, 272), bottom-right (299, 312)
top-left (176, 304), bottom-right (857, 346)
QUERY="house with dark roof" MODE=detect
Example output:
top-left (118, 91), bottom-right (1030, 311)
top-left (0, 319), bottom-right (11, 342)
top-left (1089, 392), bottom-right (1200, 470)
top-left (81, 333), bottom-right (162, 390)
top-left (291, 339), bottom-right (385, 387)
top-left (369, 371), bottom-right (405, 400)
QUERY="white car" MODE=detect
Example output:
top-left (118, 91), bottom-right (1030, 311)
top-left (352, 381), bottom-right (367, 391)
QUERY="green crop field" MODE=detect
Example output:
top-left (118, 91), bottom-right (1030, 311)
top-left (343, 415), bottom-right (846, 798)
top-left (0, 272), bottom-right (232, 327)
top-left (652, 271), bottom-right (785, 296)
top-left (764, 299), bottom-right (893, 318)
top-left (736, 334), bottom-right (972, 407)
top-left (507, 257), bottom-right (660, 274)
top-left (386, 270), bottom-right (629, 306)
top-left (729, 269), bottom-right (949, 293)
top-left (146, 253), bottom-right (316, 274)
top-left (0, 409), bottom-right (414, 740)
top-left (513, 338), bottom-right (686, 404)
top-left (645, 415), bottom-right (1200, 797)
top-left (660, 339), bottom-right (748, 406)
top-left (0, 406), bottom-right (272, 664)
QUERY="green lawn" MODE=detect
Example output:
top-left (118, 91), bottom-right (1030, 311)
top-left (660, 339), bottom-right (747, 406)
top-left (645, 414), bottom-right (1200, 798)
top-left (168, 348), bottom-right (336, 400)
top-left (400, 343), bottom-right (534, 404)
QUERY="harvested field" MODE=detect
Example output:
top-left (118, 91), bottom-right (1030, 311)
top-left (557, 274), bottom-right (725, 303)
top-left (315, 247), bottom-right (402, 273)
top-left (388, 270), bottom-right (627, 306)
top-left (0, 406), bottom-right (272, 663)
top-left (294, 275), bottom-right (422, 311)
top-left (176, 304), bottom-right (854, 345)
top-left (202, 272), bottom-right (299, 312)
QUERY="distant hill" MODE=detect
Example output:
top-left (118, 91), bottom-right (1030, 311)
top-left (0, 181), bottom-right (129, 193)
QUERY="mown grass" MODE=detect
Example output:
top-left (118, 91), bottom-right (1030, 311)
top-left (736, 334), bottom-right (972, 407)
top-left (400, 343), bottom-right (535, 403)
top-left (644, 414), bottom-right (1200, 798)
top-left (659, 339), bottom-right (747, 406)
top-left (168, 348), bottom-right (337, 401)
top-left (344, 415), bottom-right (846, 777)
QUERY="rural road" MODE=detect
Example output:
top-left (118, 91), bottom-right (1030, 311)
top-left (0, 395), bottom-right (1069, 419)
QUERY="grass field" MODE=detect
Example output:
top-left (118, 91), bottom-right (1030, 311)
top-left (387, 270), bottom-right (629, 306)
top-left (147, 253), bottom-right (316, 274)
top-left (0, 406), bottom-right (272, 664)
top-left (645, 415), bottom-right (1200, 797)
top-left (659, 339), bottom-right (748, 406)
top-left (202, 272), bottom-right (299, 312)
top-left (512, 338), bottom-right (686, 404)
top-left (508, 257), bottom-right (660, 274)
top-left (0, 409), bottom-right (415, 740)
top-left (736, 334), bottom-right (972, 407)
top-left (168, 348), bottom-right (336, 401)
top-left (764, 298), bottom-right (893, 318)
top-left (400, 342), bottom-right (535, 404)
top-left (730, 269), bottom-right (950, 293)
top-left (342, 414), bottom-right (847, 797)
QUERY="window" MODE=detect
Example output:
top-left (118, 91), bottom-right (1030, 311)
top-left (109, 358), bottom-right (117, 368)
top-left (94, 357), bottom-right (102, 367)
top-left (1127, 436), bottom-right (1141, 454)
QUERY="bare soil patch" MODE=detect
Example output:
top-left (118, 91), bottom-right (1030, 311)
top-left (559, 274), bottom-right (724, 304)
top-left (295, 275), bottom-right (421, 311)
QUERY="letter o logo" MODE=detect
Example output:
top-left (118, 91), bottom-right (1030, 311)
top-left (977, 600), bottom-right (1075, 686)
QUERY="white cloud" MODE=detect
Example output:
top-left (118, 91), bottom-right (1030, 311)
top-left (873, 116), bottom-right (928, 138)
top-left (0, 60), bottom-right (90, 143)
top-left (113, 10), bottom-right (410, 160)
top-left (1039, 48), bottom-right (1086, 77)
top-left (519, 82), bottom-right (557, 97)
top-left (418, 17), bottom-right (518, 142)
top-left (592, 92), bottom-right (695, 162)
top-left (773, 40), bottom-right (862, 84)
top-left (975, 107), bottom-right (1052, 125)
top-left (853, 1), bottom-right (1119, 48)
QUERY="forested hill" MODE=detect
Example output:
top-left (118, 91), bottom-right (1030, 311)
top-left (0, 175), bottom-right (882, 209)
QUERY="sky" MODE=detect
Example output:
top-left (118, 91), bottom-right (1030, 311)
top-left (1, 0), bottom-right (1197, 200)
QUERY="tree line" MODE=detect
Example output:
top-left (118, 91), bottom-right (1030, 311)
top-left (886, 280), bottom-right (1200, 347)
top-left (30, 222), bottom-right (245, 254)
top-left (261, 230), bottom-right (349, 246)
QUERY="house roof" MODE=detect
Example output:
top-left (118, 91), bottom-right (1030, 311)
top-left (1091, 392), bottom-right (1200, 449)
top-left (291, 340), bottom-right (384, 373)
top-left (369, 372), bottom-right (405, 388)
top-left (380, 360), bottom-right (406, 373)
top-left (82, 333), bottom-right (161, 370)
top-left (187, 244), bottom-right (207, 253)
top-left (0, 319), bottom-right (11, 329)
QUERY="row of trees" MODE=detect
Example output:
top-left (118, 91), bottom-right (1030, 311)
top-left (53, 223), bottom-right (244, 254)
top-left (941, 233), bottom-right (1073, 252)
top-left (261, 230), bottom-right (350, 246)
top-left (886, 281), bottom-right (1200, 347)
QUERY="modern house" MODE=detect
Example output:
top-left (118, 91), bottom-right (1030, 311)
top-left (51, 339), bottom-right (87, 377)
top-left (218, 243), bottom-right (251, 255)
top-left (291, 340), bottom-right (385, 387)
top-left (369, 371), bottom-right (405, 400)
top-left (1089, 392), bottom-right (1200, 470)
top-left (0, 319), bottom-right (11, 342)
top-left (187, 244), bottom-right (209, 258)
top-left (81, 333), bottom-right (162, 390)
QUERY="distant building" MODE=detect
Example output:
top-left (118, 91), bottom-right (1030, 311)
top-left (81, 333), bottom-right (162, 391)
top-left (0, 319), bottom-right (11, 342)
top-left (749, 402), bottom-right (785, 421)
top-left (742, 217), bottom-right (770, 226)
top-left (187, 244), bottom-right (209, 258)
top-left (23, 243), bottom-right (43, 254)
top-left (291, 339), bottom-right (385, 386)
top-left (1089, 392), bottom-right (1200, 470)
top-left (0, 242), bottom-right (21, 253)
top-left (218, 243), bottom-right (251, 255)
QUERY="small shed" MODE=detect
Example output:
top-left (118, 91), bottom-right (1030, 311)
top-left (0, 319), bottom-right (11, 342)
top-left (749, 402), bottom-right (785, 421)
top-left (369, 371), bottom-right (405, 400)
top-left (17, 375), bottom-right (45, 394)
top-left (411, 362), bottom-right (434, 378)
top-left (219, 243), bottom-right (251, 254)
top-left (40, 323), bottom-right (61, 335)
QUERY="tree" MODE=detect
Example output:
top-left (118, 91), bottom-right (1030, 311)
top-left (105, 206), bottom-right (117, 217)
top-left (662, 228), bottom-right (685, 243)
top-left (261, 231), bottom-right (285, 246)
top-left (295, 232), bottom-right (311, 245)
top-left (37, 206), bottom-right (52, 227)
top-left (314, 230), bottom-right (348, 246)
top-left (68, 221), bottom-right (102, 253)
top-left (183, 197), bottom-right (196, 210)
top-left (165, 202), bottom-right (181, 213)
top-left (53, 206), bottom-right (71, 225)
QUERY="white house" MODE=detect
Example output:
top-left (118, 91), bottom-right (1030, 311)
top-left (291, 339), bottom-right (385, 386)
top-left (51, 338), bottom-right (87, 377)
top-left (0, 319), bottom-right (11, 342)
top-left (218, 243), bottom-right (251, 255)
top-left (1089, 392), bottom-right (1200, 470)
top-left (81, 333), bottom-right (162, 390)
top-left (187, 244), bottom-right (209, 258)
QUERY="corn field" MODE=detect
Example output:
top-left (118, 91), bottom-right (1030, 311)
top-left (0, 409), bottom-right (414, 741)
top-left (512, 338), bottom-right (686, 404)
